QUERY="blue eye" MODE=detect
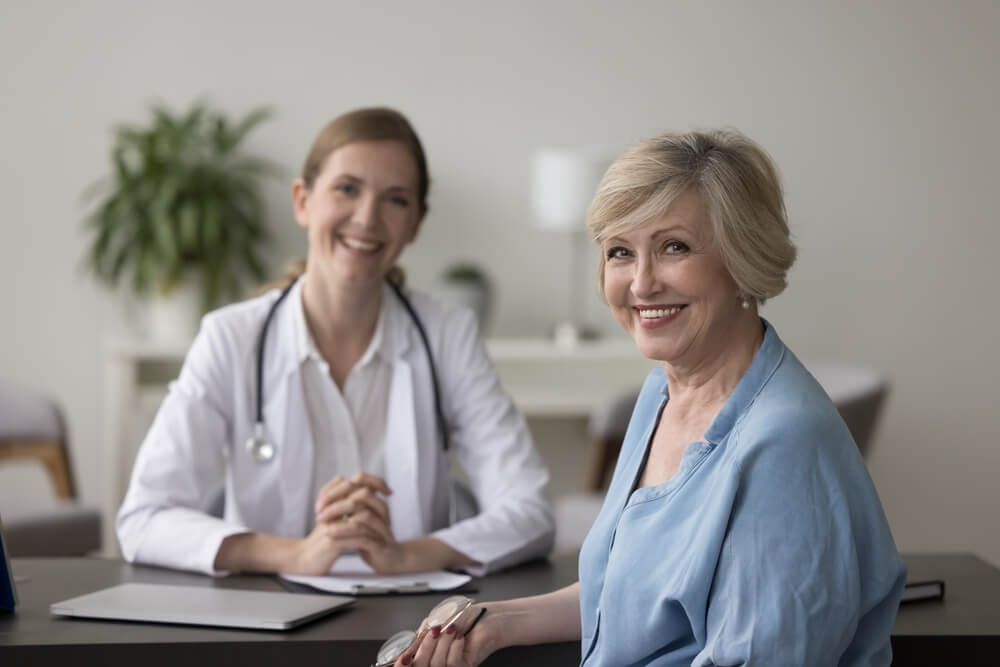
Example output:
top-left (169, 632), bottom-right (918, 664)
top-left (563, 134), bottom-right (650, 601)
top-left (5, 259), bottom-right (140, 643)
top-left (335, 183), bottom-right (358, 195)
top-left (605, 246), bottom-right (630, 260)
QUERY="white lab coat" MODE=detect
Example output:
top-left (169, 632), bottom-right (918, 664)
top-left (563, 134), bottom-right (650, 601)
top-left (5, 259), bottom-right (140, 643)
top-left (116, 282), bottom-right (554, 576)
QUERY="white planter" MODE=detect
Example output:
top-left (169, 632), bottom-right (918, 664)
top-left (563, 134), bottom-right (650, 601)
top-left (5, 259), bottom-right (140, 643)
top-left (148, 275), bottom-right (203, 344)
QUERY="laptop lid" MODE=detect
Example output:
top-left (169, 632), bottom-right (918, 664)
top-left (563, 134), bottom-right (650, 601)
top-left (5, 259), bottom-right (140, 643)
top-left (50, 582), bottom-right (353, 630)
top-left (0, 514), bottom-right (17, 612)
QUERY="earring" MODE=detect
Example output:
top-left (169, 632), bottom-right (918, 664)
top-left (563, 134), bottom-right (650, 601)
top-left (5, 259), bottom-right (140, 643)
top-left (741, 295), bottom-right (751, 310)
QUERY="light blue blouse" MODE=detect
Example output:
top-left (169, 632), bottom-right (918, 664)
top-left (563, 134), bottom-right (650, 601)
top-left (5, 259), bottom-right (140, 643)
top-left (578, 321), bottom-right (905, 666)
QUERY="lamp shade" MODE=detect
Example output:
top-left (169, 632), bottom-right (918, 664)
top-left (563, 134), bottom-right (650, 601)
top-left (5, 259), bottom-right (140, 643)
top-left (530, 148), bottom-right (610, 230)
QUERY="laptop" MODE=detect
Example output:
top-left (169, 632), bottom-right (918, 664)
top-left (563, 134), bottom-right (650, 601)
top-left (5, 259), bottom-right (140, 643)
top-left (50, 582), bottom-right (353, 630)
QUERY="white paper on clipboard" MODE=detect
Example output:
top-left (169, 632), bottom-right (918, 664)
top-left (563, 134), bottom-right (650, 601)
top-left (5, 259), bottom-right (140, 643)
top-left (280, 554), bottom-right (471, 595)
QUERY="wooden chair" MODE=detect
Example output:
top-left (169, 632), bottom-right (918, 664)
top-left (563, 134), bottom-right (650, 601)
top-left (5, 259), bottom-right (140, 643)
top-left (0, 382), bottom-right (100, 556)
top-left (0, 399), bottom-right (76, 499)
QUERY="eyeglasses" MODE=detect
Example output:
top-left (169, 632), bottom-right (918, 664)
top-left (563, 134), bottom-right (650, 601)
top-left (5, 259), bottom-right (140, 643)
top-left (373, 595), bottom-right (483, 667)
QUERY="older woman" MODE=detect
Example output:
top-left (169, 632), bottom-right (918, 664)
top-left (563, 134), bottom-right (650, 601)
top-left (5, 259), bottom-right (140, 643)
top-left (393, 129), bottom-right (905, 667)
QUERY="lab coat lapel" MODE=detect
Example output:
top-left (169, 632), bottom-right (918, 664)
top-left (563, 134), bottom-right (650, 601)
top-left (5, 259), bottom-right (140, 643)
top-left (263, 282), bottom-right (314, 539)
top-left (271, 368), bottom-right (314, 538)
top-left (382, 287), bottom-right (425, 541)
top-left (385, 359), bottom-right (424, 540)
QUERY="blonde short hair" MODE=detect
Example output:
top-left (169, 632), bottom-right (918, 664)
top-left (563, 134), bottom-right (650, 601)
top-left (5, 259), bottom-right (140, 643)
top-left (586, 128), bottom-right (796, 303)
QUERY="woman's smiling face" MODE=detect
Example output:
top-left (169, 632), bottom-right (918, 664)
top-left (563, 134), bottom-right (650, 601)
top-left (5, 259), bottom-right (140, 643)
top-left (293, 140), bottom-right (423, 288)
top-left (601, 188), bottom-right (744, 367)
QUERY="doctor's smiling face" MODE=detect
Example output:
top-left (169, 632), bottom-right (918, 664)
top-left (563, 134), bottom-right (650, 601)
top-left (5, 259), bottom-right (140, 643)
top-left (293, 140), bottom-right (424, 289)
top-left (602, 188), bottom-right (744, 369)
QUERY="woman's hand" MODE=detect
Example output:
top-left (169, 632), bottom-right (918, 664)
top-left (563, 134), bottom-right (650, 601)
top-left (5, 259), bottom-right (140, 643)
top-left (214, 473), bottom-right (399, 575)
top-left (280, 472), bottom-right (397, 576)
top-left (288, 513), bottom-right (390, 575)
top-left (391, 585), bottom-right (583, 666)
top-left (314, 472), bottom-right (392, 528)
top-left (396, 604), bottom-right (498, 667)
top-left (310, 473), bottom-right (476, 575)
top-left (366, 536), bottom-right (480, 575)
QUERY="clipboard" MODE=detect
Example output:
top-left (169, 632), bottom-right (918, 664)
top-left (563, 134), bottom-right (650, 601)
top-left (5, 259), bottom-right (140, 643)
top-left (279, 554), bottom-right (473, 596)
top-left (349, 582), bottom-right (442, 595)
top-left (278, 576), bottom-right (478, 597)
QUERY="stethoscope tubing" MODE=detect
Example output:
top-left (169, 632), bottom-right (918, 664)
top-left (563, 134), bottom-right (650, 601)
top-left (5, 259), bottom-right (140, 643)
top-left (385, 279), bottom-right (450, 454)
top-left (253, 279), bottom-right (297, 426)
top-left (249, 278), bottom-right (451, 491)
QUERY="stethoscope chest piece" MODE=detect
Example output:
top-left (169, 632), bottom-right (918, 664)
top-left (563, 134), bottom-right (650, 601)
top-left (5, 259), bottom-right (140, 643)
top-left (246, 422), bottom-right (275, 463)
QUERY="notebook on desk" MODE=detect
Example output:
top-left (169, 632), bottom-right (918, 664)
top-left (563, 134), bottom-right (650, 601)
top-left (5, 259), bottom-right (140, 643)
top-left (50, 582), bottom-right (353, 630)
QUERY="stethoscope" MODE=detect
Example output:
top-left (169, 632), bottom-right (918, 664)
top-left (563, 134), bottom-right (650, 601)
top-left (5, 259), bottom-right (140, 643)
top-left (246, 276), bottom-right (449, 463)
top-left (243, 277), bottom-right (457, 522)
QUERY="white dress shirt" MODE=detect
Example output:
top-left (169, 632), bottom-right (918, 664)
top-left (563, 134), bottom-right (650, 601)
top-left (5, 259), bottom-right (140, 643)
top-left (294, 288), bottom-right (391, 526)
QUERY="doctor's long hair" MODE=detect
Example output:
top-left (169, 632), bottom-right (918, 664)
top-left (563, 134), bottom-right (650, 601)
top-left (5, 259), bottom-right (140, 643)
top-left (267, 106), bottom-right (431, 291)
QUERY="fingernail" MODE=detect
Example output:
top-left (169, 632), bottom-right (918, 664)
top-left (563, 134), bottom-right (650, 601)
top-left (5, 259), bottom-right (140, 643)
top-left (455, 633), bottom-right (464, 641)
top-left (402, 654), bottom-right (412, 665)
top-left (431, 625), bottom-right (441, 638)
top-left (445, 624), bottom-right (456, 635)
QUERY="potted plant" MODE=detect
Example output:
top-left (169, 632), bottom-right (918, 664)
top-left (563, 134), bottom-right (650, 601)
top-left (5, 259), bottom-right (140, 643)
top-left (82, 101), bottom-right (281, 341)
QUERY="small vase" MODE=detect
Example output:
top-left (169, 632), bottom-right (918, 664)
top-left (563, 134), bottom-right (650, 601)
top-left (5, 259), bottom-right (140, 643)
top-left (434, 281), bottom-right (492, 334)
top-left (148, 274), bottom-right (203, 344)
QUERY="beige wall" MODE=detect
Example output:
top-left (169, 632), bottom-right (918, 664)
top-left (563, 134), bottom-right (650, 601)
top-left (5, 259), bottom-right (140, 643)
top-left (2, 1), bottom-right (998, 563)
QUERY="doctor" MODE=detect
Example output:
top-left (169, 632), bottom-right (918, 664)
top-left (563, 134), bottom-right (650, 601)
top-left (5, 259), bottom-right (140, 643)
top-left (117, 107), bottom-right (554, 577)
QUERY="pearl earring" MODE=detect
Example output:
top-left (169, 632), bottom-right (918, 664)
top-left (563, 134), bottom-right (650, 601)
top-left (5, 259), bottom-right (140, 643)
top-left (741, 295), bottom-right (751, 310)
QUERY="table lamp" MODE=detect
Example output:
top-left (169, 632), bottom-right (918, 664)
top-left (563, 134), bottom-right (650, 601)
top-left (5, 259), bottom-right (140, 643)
top-left (531, 147), bottom-right (611, 345)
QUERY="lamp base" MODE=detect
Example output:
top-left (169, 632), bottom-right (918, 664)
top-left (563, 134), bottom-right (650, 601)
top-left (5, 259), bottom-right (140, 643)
top-left (550, 321), bottom-right (601, 348)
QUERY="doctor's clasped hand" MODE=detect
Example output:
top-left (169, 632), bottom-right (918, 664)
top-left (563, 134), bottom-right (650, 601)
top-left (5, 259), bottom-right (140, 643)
top-left (290, 473), bottom-right (395, 576)
top-left (314, 473), bottom-right (392, 527)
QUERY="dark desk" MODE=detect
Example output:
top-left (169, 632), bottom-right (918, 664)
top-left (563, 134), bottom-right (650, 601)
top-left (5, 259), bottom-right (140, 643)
top-left (1, 555), bottom-right (579, 666)
top-left (892, 553), bottom-right (1000, 665)
top-left (2, 553), bottom-right (998, 666)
